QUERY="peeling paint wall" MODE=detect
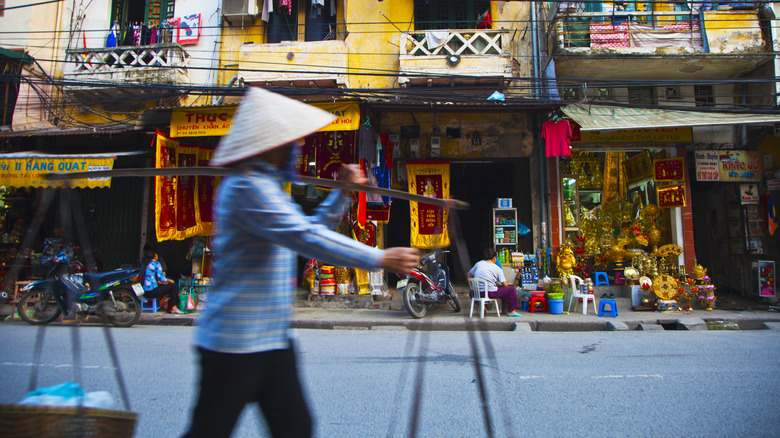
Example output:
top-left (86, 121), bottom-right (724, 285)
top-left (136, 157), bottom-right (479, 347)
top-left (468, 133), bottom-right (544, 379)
top-left (381, 111), bottom-right (534, 160)
top-left (493, 0), bottom-right (533, 97)
top-left (345, 1), bottom-right (413, 89)
top-left (703, 11), bottom-right (763, 54)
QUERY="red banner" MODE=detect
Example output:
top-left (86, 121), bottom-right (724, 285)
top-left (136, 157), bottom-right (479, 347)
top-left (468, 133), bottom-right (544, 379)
top-left (176, 146), bottom-right (199, 231)
top-left (407, 161), bottom-right (450, 249)
top-left (654, 157), bottom-right (685, 181)
top-left (658, 184), bottom-right (686, 208)
top-left (154, 132), bottom-right (217, 241)
top-left (298, 131), bottom-right (356, 182)
top-left (155, 132), bottom-right (179, 240)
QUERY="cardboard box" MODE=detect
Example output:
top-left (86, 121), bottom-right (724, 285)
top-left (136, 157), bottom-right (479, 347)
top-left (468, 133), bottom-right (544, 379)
top-left (497, 198), bottom-right (512, 208)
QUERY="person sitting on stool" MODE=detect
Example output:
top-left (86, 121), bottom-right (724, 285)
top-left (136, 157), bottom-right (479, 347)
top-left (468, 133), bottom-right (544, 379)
top-left (141, 248), bottom-right (183, 314)
top-left (468, 248), bottom-right (522, 317)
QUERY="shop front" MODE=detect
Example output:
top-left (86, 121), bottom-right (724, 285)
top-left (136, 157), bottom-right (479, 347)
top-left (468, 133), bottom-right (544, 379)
top-left (0, 149), bottom-right (146, 299)
top-left (543, 104), bottom-right (780, 311)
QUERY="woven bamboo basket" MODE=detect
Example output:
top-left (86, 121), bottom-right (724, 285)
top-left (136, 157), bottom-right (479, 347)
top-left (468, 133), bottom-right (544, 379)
top-left (0, 404), bottom-right (137, 438)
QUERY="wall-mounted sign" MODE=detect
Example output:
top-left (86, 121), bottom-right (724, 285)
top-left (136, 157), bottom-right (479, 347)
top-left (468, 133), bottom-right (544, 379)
top-left (740, 183), bottom-right (759, 204)
top-left (658, 184), bottom-right (686, 208)
top-left (654, 157), bottom-right (685, 181)
top-left (695, 150), bottom-right (762, 182)
top-left (622, 150), bottom-right (654, 184)
top-left (571, 123), bottom-right (692, 143)
top-left (170, 102), bottom-right (360, 137)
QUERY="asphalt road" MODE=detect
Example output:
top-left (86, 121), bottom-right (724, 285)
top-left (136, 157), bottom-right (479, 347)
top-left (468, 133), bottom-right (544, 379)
top-left (1, 323), bottom-right (779, 437)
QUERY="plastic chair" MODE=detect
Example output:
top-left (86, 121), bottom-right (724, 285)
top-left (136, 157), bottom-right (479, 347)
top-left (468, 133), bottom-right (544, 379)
top-left (140, 297), bottom-right (159, 313)
top-left (528, 295), bottom-right (547, 313)
top-left (598, 299), bottom-right (618, 317)
top-left (593, 271), bottom-right (609, 286)
top-left (567, 275), bottom-right (597, 315)
top-left (469, 278), bottom-right (500, 319)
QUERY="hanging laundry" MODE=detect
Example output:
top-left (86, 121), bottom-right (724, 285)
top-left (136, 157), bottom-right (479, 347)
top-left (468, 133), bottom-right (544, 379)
top-left (149, 25), bottom-right (159, 44)
top-left (122, 24), bottom-right (134, 46)
top-left (425, 29), bottom-right (449, 49)
top-left (141, 23), bottom-right (151, 45)
top-left (280, 0), bottom-right (293, 15)
top-left (358, 122), bottom-right (377, 163)
top-left (133, 24), bottom-right (142, 46)
top-left (541, 119), bottom-right (572, 157)
top-left (261, 0), bottom-right (274, 22)
top-left (311, 0), bottom-right (325, 18)
top-left (106, 22), bottom-right (118, 48)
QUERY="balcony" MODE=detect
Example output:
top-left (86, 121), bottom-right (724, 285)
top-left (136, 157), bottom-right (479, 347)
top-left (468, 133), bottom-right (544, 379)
top-left (63, 44), bottom-right (190, 103)
top-left (238, 40), bottom-right (348, 88)
top-left (553, 10), bottom-right (771, 80)
top-left (398, 29), bottom-right (516, 87)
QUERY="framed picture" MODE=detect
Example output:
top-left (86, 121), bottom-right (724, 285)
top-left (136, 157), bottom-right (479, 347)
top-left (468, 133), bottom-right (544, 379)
top-left (622, 151), bottom-right (654, 184)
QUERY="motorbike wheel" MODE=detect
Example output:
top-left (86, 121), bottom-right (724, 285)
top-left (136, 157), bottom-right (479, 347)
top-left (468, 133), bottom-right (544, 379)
top-left (402, 281), bottom-right (427, 319)
top-left (103, 287), bottom-right (141, 328)
top-left (448, 290), bottom-right (462, 313)
top-left (17, 288), bottom-right (62, 325)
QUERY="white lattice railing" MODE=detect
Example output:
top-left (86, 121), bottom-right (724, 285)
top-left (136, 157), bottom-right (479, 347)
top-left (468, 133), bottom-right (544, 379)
top-left (65, 43), bottom-right (190, 74)
top-left (400, 29), bottom-right (508, 57)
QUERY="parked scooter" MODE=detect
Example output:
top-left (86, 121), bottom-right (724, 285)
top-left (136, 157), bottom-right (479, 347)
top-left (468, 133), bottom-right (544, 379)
top-left (16, 249), bottom-right (143, 327)
top-left (398, 250), bottom-right (461, 318)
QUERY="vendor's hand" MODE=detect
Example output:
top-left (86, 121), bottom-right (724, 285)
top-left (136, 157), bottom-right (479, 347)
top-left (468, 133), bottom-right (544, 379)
top-left (380, 247), bottom-right (420, 275)
top-left (336, 164), bottom-right (367, 185)
top-left (167, 279), bottom-right (175, 284)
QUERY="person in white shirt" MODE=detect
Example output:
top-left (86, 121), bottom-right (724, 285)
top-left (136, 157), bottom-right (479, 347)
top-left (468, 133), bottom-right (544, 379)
top-left (468, 248), bottom-right (522, 317)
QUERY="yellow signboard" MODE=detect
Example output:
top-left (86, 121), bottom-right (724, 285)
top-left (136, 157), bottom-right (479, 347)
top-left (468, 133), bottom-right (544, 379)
top-left (573, 127), bottom-right (692, 143)
top-left (0, 155), bottom-right (114, 188)
top-left (170, 101), bottom-right (360, 137)
top-left (170, 107), bottom-right (237, 137)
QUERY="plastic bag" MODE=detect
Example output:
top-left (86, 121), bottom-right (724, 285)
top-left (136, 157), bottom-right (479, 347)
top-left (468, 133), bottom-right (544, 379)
top-left (20, 382), bottom-right (115, 409)
top-left (517, 221), bottom-right (531, 237)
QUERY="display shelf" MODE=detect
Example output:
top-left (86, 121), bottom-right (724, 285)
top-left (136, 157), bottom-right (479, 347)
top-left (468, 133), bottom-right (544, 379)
top-left (493, 207), bottom-right (517, 251)
top-left (561, 175), bottom-right (579, 232)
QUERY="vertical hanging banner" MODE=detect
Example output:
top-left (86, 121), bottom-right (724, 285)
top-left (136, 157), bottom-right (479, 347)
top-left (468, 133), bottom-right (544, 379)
top-left (154, 132), bottom-right (218, 241)
top-left (407, 162), bottom-right (450, 249)
top-left (298, 131), bottom-right (356, 182)
top-left (155, 132), bottom-right (179, 240)
top-left (195, 147), bottom-right (217, 236)
top-left (176, 146), bottom-right (199, 232)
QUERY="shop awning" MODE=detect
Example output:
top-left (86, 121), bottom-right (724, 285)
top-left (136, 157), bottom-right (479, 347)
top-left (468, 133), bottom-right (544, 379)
top-left (0, 47), bottom-right (34, 64)
top-left (562, 104), bottom-right (780, 131)
top-left (0, 152), bottom-right (117, 188)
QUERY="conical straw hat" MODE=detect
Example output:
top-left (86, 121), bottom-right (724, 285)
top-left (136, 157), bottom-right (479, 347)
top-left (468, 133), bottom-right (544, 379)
top-left (210, 88), bottom-right (336, 166)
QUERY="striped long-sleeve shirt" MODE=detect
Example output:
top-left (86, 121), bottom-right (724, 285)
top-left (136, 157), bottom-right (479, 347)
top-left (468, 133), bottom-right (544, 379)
top-left (194, 158), bottom-right (384, 354)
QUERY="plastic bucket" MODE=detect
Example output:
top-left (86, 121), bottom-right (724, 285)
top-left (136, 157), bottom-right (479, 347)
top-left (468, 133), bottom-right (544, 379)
top-left (548, 299), bottom-right (564, 314)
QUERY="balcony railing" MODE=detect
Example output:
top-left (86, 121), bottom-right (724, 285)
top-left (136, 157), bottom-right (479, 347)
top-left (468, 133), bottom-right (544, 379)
top-left (65, 43), bottom-right (189, 76)
top-left (555, 10), bottom-right (762, 54)
top-left (400, 29), bottom-right (508, 57)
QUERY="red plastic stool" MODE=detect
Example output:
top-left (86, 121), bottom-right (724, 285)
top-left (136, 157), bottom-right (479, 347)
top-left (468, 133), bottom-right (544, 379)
top-left (528, 296), bottom-right (547, 313)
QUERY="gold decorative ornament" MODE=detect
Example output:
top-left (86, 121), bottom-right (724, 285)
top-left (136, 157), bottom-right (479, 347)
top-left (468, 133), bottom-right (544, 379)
top-left (653, 274), bottom-right (679, 300)
top-left (624, 267), bottom-right (640, 281)
top-left (692, 261), bottom-right (708, 281)
top-left (556, 242), bottom-right (577, 280)
top-left (658, 244), bottom-right (683, 259)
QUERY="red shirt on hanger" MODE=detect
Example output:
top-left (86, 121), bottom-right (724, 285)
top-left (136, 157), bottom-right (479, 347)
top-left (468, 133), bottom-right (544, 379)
top-left (541, 119), bottom-right (572, 157)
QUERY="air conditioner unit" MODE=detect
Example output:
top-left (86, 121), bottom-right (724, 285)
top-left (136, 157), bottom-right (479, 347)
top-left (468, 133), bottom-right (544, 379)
top-left (222, 0), bottom-right (259, 25)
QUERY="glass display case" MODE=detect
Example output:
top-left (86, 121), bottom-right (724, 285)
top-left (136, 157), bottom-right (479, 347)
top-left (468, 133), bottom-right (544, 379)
top-left (561, 175), bottom-right (579, 241)
top-left (753, 260), bottom-right (776, 297)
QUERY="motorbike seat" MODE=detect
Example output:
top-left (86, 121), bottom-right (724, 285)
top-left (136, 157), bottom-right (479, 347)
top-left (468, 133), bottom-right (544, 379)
top-left (83, 269), bottom-right (137, 286)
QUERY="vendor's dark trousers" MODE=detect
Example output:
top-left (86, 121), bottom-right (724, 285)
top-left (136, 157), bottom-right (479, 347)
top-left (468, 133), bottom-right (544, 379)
top-left (142, 283), bottom-right (178, 309)
top-left (489, 285), bottom-right (521, 313)
top-left (182, 342), bottom-right (312, 438)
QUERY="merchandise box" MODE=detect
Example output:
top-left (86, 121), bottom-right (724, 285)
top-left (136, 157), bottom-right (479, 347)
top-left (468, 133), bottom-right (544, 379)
top-left (497, 198), bottom-right (512, 208)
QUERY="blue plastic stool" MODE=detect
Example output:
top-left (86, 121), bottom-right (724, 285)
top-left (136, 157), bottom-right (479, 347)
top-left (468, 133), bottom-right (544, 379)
top-left (141, 298), bottom-right (159, 313)
top-left (593, 272), bottom-right (609, 286)
top-left (598, 299), bottom-right (618, 317)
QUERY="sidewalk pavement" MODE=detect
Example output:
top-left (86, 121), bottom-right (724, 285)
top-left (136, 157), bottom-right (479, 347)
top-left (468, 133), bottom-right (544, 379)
top-left (135, 290), bottom-right (780, 332)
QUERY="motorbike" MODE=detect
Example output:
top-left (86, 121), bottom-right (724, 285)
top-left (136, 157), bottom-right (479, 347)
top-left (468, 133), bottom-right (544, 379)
top-left (16, 250), bottom-right (143, 327)
top-left (397, 250), bottom-right (461, 319)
